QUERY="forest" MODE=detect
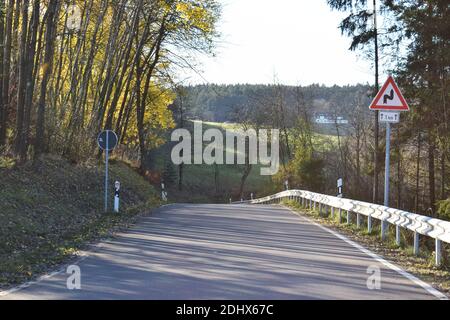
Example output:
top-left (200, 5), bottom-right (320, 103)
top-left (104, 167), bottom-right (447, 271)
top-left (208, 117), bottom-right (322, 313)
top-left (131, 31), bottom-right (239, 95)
top-left (0, 0), bottom-right (448, 219)
top-left (0, 0), bottom-right (220, 169)
top-left (323, 0), bottom-right (449, 218)
top-left (169, 0), bottom-right (449, 220)
top-left (180, 83), bottom-right (373, 123)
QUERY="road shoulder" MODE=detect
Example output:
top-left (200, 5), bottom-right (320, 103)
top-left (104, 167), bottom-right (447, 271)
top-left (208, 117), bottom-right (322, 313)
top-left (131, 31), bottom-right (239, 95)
top-left (282, 202), bottom-right (450, 299)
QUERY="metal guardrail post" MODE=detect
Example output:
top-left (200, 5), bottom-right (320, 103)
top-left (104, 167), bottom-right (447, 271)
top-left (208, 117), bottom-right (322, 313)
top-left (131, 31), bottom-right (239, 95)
top-left (319, 203), bottom-right (323, 216)
top-left (436, 239), bottom-right (442, 267)
top-left (414, 232), bottom-right (419, 256)
top-left (381, 220), bottom-right (387, 241)
top-left (357, 213), bottom-right (361, 228)
top-left (338, 208), bottom-right (342, 223)
top-left (368, 215), bottom-right (372, 233)
top-left (396, 225), bottom-right (401, 246)
top-left (313, 201), bottom-right (316, 211)
top-left (331, 207), bottom-right (335, 218)
top-left (346, 211), bottom-right (350, 224)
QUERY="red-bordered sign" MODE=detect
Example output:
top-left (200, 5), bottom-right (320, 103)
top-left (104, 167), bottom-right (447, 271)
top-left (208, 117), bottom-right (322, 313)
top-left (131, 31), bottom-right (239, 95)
top-left (369, 76), bottom-right (409, 111)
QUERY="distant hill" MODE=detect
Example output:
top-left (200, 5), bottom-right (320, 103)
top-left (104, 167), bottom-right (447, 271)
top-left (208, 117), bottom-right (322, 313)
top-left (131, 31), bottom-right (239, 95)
top-left (181, 84), bottom-right (374, 127)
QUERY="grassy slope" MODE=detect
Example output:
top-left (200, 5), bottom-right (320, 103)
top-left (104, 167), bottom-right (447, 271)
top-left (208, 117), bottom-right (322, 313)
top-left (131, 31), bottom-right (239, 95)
top-left (0, 155), bottom-right (159, 288)
top-left (152, 121), bottom-right (339, 203)
top-left (153, 121), bottom-right (273, 203)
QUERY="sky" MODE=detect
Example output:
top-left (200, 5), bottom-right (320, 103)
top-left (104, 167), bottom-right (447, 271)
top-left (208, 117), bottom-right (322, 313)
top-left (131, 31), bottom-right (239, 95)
top-left (179, 0), bottom-right (379, 87)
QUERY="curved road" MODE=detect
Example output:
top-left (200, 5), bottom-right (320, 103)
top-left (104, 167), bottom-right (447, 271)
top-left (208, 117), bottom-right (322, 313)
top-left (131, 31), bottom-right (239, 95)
top-left (1, 204), bottom-right (445, 300)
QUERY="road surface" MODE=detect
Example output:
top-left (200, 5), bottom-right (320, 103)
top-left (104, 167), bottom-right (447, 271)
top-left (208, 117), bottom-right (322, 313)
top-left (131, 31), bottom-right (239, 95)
top-left (1, 204), bottom-right (444, 300)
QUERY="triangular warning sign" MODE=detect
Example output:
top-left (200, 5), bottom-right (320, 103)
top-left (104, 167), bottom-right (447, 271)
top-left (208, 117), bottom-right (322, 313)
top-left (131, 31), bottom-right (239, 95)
top-left (369, 76), bottom-right (410, 111)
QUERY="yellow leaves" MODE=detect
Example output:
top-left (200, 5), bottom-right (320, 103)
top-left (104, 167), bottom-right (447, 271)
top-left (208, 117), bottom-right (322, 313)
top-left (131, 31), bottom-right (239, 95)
top-left (40, 62), bottom-right (50, 76)
top-left (174, 0), bottom-right (217, 34)
top-left (122, 83), bottom-right (176, 150)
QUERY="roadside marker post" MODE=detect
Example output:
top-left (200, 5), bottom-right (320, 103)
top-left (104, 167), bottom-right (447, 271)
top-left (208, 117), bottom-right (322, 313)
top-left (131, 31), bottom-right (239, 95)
top-left (161, 182), bottom-right (168, 202)
top-left (114, 181), bottom-right (120, 213)
top-left (369, 76), bottom-right (409, 243)
top-left (337, 178), bottom-right (343, 198)
top-left (97, 130), bottom-right (118, 212)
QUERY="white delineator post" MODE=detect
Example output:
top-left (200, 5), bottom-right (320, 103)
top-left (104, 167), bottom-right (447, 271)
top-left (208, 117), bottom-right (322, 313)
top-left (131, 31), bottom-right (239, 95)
top-left (114, 181), bottom-right (120, 213)
top-left (161, 182), bottom-right (168, 202)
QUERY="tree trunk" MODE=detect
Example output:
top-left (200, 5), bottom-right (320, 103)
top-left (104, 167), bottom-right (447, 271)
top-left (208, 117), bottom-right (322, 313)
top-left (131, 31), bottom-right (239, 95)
top-left (415, 130), bottom-right (421, 213)
top-left (19, 0), bottom-right (39, 161)
top-left (0, 0), bottom-right (14, 146)
top-left (0, 0), bottom-right (5, 146)
top-left (14, 0), bottom-right (29, 157)
top-left (35, 0), bottom-right (60, 157)
top-left (372, 0), bottom-right (380, 204)
top-left (428, 132), bottom-right (436, 214)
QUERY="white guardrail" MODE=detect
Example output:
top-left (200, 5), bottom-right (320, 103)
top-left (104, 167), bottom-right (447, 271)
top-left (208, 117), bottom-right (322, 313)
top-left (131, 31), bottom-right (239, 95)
top-left (235, 190), bottom-right (450, 267)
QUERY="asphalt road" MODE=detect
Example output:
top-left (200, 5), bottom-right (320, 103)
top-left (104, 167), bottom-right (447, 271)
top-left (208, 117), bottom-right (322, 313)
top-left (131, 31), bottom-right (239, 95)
top-left (1, 204), bottom-right (444, 300)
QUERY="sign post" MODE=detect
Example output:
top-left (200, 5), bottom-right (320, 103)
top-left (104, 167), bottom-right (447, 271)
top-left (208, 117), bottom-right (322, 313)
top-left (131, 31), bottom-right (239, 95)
top-left (98, 130), bottom-right (118, 212)
top-left (369, 76), bottom-right (409, 242)
top-left (337, 178), bottom-right (343, 198)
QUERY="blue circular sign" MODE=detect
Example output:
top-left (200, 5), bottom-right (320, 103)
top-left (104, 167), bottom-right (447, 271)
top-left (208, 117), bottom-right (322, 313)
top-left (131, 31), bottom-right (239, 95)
top-left (97, 130), bottom-right (118, 151)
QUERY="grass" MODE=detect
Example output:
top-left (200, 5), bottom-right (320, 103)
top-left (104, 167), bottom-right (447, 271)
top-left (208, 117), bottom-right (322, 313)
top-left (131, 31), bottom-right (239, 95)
top-left (282, 199), bottom-right (450, 296)
top-left (150, 119), bottom-right (339, 204)
top-left (0, 154), bottom-right (160, 288)
top-left (155, 120), bottom-right (339, 203)
top-left (152, 121), bottom-right (274, 203)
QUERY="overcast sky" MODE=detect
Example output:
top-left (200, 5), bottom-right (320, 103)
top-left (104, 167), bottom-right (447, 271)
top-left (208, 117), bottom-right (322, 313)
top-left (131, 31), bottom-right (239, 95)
top-left (178, 0), bottom-right (382, 87)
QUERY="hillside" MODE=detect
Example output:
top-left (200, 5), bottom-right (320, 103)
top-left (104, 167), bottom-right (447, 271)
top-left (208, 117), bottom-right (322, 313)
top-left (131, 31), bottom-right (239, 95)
top-left (150, 121), bottom-right (274, 203)
top-left (149, 121), bottom-right (339, 203)
top-left (0, 155), bottom-right (159, 288)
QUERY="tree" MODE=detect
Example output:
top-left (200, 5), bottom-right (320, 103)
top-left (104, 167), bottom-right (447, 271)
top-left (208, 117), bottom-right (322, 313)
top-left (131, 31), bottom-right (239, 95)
top-left (0, 0), bottom-right (221, 170)
top-left (327, 0), bottom-right (391, 204)
top-left (388, 0), bottom-right (449, 213)
top-left (35, 0), bottom-right (60, 157)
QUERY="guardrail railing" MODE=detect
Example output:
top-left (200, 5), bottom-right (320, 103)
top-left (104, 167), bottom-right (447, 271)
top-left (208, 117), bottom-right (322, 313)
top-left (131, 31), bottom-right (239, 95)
top-left (234, 190), bottom-right (450, 267)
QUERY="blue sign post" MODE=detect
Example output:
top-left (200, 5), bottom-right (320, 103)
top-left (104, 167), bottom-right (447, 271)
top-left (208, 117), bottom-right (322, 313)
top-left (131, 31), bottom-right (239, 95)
top-left (98, 130), bottom-right (118, 212)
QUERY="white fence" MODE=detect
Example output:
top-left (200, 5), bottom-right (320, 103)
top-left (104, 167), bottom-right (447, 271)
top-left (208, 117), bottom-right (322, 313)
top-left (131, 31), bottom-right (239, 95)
top-left (238, 190), bottom-right (450, 266)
